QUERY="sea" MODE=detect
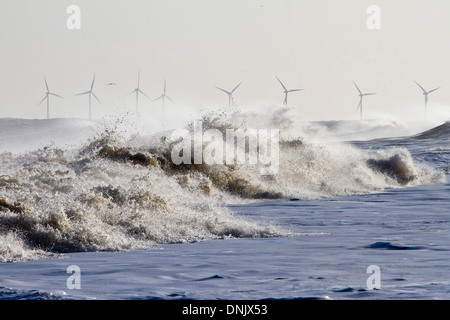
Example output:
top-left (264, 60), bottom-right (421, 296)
top-left (0, 107), bottom-right (449, 300)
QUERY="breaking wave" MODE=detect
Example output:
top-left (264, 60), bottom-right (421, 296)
top-left (412, 121), bottom-right (450, 140)
top-left (0, 109), bottom-right (446, 262)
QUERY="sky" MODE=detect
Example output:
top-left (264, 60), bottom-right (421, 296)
top-left (1, 0), bottom-right (450, 122)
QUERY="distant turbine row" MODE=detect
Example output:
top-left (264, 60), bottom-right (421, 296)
top-left (38, 72), bottom-right (173, 120)
top-left (124, 71), bottom-right (174, 114)
top-left (351, 81), bottom-right (440, 119)
top-left (38, 74), bottom-right (440, 120)
top-left (215, 76), bottom-right (303, 107)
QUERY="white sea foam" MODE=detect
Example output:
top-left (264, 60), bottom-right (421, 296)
top-left (0, 109), bottom-right (446, 262)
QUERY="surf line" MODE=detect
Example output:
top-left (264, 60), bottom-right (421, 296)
top-left (170, 121), bottom-right (280, 175)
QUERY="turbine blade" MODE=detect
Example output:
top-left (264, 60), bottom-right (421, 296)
top-left (363, 93), bottom-right (376, 96)
top-left (288, 89), bottom-right (303, 92)
top-left (231, 82), bottom-right (241, 93)
top-left (414, 81), bottom-right (427, 94)
top-left (44, 76), bottom-right (49, 92)
top-left (49, 93), bottom-right (63, 98)
top-left (91, 75), bottom-right (96, 90)
top-left (137, 70), bottom-right (140, 89)
top-left (91, 92), bottom-right (101, 105)
top-left (138, 89), bottom-right (151, 99)
top-left (153, 95), bottom-right (163, 102)
top-left (124, 90), bottom-right (135, 98)
top-left (216, 87), bottom-right (231, 94)
top-left (428, 87), bottom-right (440, 94)
top-left (275, 76), bottom-right (287, 91)
top-left (166, 95), bottom-right (174, 103)
top-left (352, 81), bottom-right (362, 95)
top-left (75, 91), bottom-right (90, 96)
top-left (38, 95), bottom-right (47, 106)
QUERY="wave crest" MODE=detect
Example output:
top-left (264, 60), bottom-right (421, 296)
top-left (0, 110), bottom-right (446, 262)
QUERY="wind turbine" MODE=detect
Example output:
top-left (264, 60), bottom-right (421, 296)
top-left (216, 82), bottom-right (241, 107)
top-left (125, 70), bottom-right (150, 113)
top-left (38, 76), bottom-right (63, 119)
top-left (353, 81), bottom-right (376, 120)
top-left (414, 81), bottom-right (440, 118)
top-left (76, 74), bottom-right (101, 120)
top-left (153, 78), bottom-right (173, 109)
top-left (275, 76), bottom-right (303, 105)
top-left (153, 79), bottom-right (173, 125)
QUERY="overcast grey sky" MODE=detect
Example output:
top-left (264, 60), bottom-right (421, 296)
top-left (1, 0), bottom-right (450, 121)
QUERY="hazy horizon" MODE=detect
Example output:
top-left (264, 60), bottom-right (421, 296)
top-left (1, 0), bottom-right (450, 122)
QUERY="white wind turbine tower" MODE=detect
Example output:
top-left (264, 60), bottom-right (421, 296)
top-left (153, 78), bottom-right (174, 108)
top-left (38, 76), bottom-right (63, 119)
top-left (414, 81), bottom-right (440, 118)
top-left (76, 75), bottom-right (101, 120)
top-left (216, 82), bottom-right (241, 107)
top-left (153, 78), bottom-right (173, 125)
top-left (353, 81), bottom-right (376, 120)
top-left (125, 70), bottom-right (150, 113)
top-left (275, 76), bottom-right (303, 105)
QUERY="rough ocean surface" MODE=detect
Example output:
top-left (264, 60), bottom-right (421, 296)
top-left (0, 109), bottom-right (449, 300)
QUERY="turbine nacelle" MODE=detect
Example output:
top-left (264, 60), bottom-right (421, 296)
top-left (414, 81), bottom-right (440, 117)
top-left (414, 81), bottom-right (440, 95)
top-left (216, 82), bottom-right (241, 107)
top-left (353, 81), bottom-right (376, 120)
top-left (75, 74), bottom-right (101, 120)
top-left (275, 76), bottom-right (302, 105)
top-left (153, 79), bottom-right (174, 106)
top-left (38, 76), bottom-right (63, 119)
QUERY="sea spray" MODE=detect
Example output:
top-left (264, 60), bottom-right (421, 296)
top-left (0, 110), bottom-right (446, 262)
